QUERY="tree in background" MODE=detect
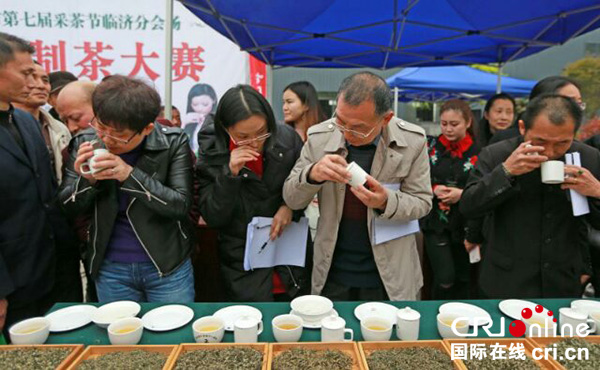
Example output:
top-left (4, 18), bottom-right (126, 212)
top-left (564, 57), bottom-right (600, 119)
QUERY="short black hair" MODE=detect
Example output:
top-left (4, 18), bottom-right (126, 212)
top-left (92, 75), bottom-right (161, 132)
top-left (522, 94), bottom-right (582, 132)
top-left (0, 32), bottom-right (35, 67)
top-left (530, 76), bottom-right (581, 100)
top-left (214, 84), bottom-right (277, 142)
top-left (337, 72), bottom-right (392, 116)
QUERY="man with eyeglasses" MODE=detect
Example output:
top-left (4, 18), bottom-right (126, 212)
top-left (284, 72), bottom-right (433, 301)
top-left (59, 75), bottom-right (195, 303)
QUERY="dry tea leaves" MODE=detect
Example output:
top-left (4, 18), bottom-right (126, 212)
top-left (272, 348), bottom-right (352, 370)
top-left (367, 347), bottom-right (453, 370)
top-left (175, 347), bottom-right (263, 370)
top-left (464, 344), bottom-right (539, 370)
top-left (555, 337), bottom-right (600, 370)
top-left (1, 348), bottom-right (71, 370)
top-left (77, 350), bottom-right (167, 370)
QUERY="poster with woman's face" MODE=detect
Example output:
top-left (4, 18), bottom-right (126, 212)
top-left (182, 83), bottom-right (218, 129)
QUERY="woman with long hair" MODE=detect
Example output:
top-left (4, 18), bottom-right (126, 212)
top-left (421, 99), bottom-right (480, 300)
top-left (282, 81), bottom-right (326, 142)
top-left (183, 83), bottom-right (218, 153)
top-left (476, 93), bottom-right (516, 147)
top-left (196, 85), bottom-right (309, 301)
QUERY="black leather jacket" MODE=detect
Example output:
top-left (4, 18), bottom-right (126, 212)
top-left (58, 124), bottom-right (194, 278)
top-left (196, 121), bottom-right (310, 301)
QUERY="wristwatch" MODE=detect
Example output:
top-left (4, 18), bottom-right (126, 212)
top-left (501, 163), bottom-right (514, 180)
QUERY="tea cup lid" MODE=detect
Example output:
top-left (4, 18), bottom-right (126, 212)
top-left (234, 315), bottom-right (259, 329)
top-left (321, 315), bottom-right (345, 329)
top-left (397, 306), bottom-right (420, 321)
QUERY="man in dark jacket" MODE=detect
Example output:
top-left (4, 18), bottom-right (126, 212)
top-left (0, 33), bottom-right (72, 336)
top-left (460, 94), bottom-right (600, 298)
top-left (59, 75), bottom-right (195, 303)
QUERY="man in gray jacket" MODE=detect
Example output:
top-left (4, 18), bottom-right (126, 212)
top-left (283, 72), bottom-right (432, 301)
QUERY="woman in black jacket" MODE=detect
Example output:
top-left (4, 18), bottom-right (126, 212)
top-left (196, 85), bottom-right (309, 302)
top-left (421, 99), bottom-right (480, 300)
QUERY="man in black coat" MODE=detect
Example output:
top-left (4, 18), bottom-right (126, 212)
top-left (460, 94), bottom-right (600, 299)
top-left (0, 33), bottom-right (64, 336)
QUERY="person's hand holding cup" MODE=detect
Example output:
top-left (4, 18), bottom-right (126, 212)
top-left (502, 141), bottom-right (547, 177)
top-left (74, 141), bottom-right (107, 184)
top-left (308, 154), bottom-right (349, 184)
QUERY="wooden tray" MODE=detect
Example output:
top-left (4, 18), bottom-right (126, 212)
top-left (445, 338), bottom-right (557, 370)
top-left (528, 336), bottom-right (600, 370)
top-left (66, 345), bottom-right (178, 370)
top-left (167, 343), bottom-right (268, 370)
top-left (358, 340), bottom-right (466, 370)
top-left (268, 342), bottom-right (365, 370)
top-left (0, 344), bottom-right (84, 370)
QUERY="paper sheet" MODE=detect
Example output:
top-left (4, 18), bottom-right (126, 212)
top-left (565, 152), bottom-right (590, 216)
top-left (243, 217), bottom-right (308, 271)
top-left (372, 183), bottom-right (420, 245)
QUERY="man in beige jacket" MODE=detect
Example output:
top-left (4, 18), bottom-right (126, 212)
top-left (283, 72), bottom-right (432, 301)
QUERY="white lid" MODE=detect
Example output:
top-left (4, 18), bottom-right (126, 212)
top-left (234, 315), bottom-right (259, 329)
top-left (321, 315), bottom-right (346, 329)
top-left (397, 306), bottom-right (420, 321)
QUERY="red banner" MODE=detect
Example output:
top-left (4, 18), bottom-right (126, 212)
top-left (249, 55), bottom-right (267, 97)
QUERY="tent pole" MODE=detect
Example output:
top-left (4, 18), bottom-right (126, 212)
top-left (496, 64), bottom-right (503, 93)
top-left (164, 0), bottom-right (174, 120)
top-left (394, 87), bottom-right (399, 116)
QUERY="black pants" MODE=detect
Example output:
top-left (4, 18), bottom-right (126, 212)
top-left (424, 231), bottom-right (470, 300)
top-left (321, 278), bottom-right (389, 301)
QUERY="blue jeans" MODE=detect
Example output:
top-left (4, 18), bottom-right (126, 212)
top-left (95, 258), bottom-right (195, 303)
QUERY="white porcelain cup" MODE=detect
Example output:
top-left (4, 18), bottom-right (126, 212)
top-left (107, 317), bottom-right (143, 345)
top-left (360, 316), bottom-right (393, 341)
top-left (559, 308), bottom-right (596, 336)
top-left (234, 315), bottom-right (263, 343)
top-left (437, 313), bottom-right (469, 339)
top-left (9, 317), bottom-right (50, 345)
top-left (396, 307), bottom-right (420, 341)
top-left (524, 314), bottom-right (557, 337)
top-left (541, 160), bottom-right (565, 184)
top-left (80, 148), bottom-right (110, 174)
top-left (346, 161), bottom-right (368, 188)
top-left (272, 314), bottom-right (303, 343)
top-left (321, 315), bottom-right (353, 342)
top-left (193, 316), bottom-right (225, 343)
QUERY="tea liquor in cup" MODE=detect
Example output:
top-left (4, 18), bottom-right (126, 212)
top-left (9, 317), bottom-right (51, 345)
top-left (193, 316), bottom-right (225, 343)
top-left (321, 315), bottom-right (353, 342)
top-left (361, 316), bottom-right (393, 342)
top-left (437, 312), bottom-right (469, 339)
top-left (107, 317), bottom-right (143, 345)
top-left (234, 315), bottom-right (263, 343)
top-left (272, 314), bottom-right (303, 342)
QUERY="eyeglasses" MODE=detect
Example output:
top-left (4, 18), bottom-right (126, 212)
top-left (331, 112), bottom-right (379, 139)
top-left (89, 118), bottom-right (140, 144)
top-left (225, 127), bottom-right (272, 146)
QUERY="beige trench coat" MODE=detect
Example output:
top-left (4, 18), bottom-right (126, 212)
top-left (40, 109), bottom-right (71, 183)
top-left (283, 117), bottom-right (432, 301)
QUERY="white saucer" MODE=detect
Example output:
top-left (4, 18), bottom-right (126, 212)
top-left (213, 305), bottom-right (263, 331)
top-left (354, 302), bottom-right (398, 324)
top-left (290, 309), bottom-right (339, 329)
top-left (92, 301), bottom-right (141, 328)
top-left (45, 305), bottom-right (97, 332)
top-left (141, 305), bottom-right (194, 332)
top-left (498, 299), bottom-right (550, 320)
top-left (439, 302), bottom-right (492, 326)
top-left (571, 299), bottom-right (600, 316)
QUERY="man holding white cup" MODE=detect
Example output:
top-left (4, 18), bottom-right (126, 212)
top-left (284, 72), bottom-right (432, 301)
top-left (461, 94), bottom-right (600, 298)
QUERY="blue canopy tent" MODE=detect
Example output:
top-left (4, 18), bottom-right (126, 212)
top-left (162, 0), bottom-right (600, 114)
top-left (179, 0), bottom-right (600, 69)
top-left (387, 65), bottom-right (537, 102)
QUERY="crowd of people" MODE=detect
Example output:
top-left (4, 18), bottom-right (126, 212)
top-left (2, 31), bottom-right (600, 339)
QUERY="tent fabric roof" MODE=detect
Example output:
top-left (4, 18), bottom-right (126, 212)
top-left (182, 0), bottom-right (600, 69)
top-left (387, 65), bottom-right (537, 98)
